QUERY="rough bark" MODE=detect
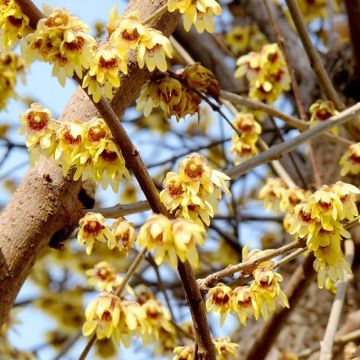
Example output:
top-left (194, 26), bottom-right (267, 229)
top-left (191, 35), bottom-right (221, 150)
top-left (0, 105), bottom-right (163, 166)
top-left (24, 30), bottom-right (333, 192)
top-left (0, 0), bottom-right (180, 326)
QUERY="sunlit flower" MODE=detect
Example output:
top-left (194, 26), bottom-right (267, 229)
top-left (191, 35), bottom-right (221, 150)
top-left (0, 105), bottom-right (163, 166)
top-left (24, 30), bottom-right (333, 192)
top-left (85, 261), bottom-right (121, 292)
top-left (251, 266), bottom-right (289, 320)
top-left (77, 212), bottom-right (114, 255)
top-left (19, 102), bottom-right (58, 163)
top-left (173, 345), bottom-right (195, 360)
top-left (340, 142), bottom-right (360, 176)
top-left (259, 178), bottom-right (287, 213)
top-left (231, 286), bottom-right (256, 325)
top-left (331, 181), bottom-right (359, 220)
top-left (309, 100), bottom-right (338, 135)
top-left (0, 0), bottom-right (30, 50)
top-left (279, 187), bottom-right (307, 212)
top-left (213, 337), bottom-right (239, 359)
top-left (206, 283), bottom-right (233, 324)
top-left (137, 28), bottom-right (173, 72)
top-left (82, 292), bottom-right (122, 342)
top-left (109, 217), bottom-right (136, 254)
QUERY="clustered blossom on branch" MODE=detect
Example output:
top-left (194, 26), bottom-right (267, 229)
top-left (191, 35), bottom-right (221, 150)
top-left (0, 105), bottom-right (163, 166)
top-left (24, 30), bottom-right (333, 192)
top-left (0, 0), bottom-right (30, 50)
top-left (19, 104), bottom-right (130, 190)
top-left (309, 99), bottom-right (339, 134)
top-left (230, 112), bottom-right (262, 164)
top-left (235, 43), bottom-right (291, 104)
top-left (136, 63), bottom-right (220, 121)
top-left (0, 51), bottom-right (25, 109)
top-left (206, 247), bottom-right (288, 325)
top-left (77, 212), bottom-right (136, 255)
top-left (160, 153), bottom-right (230, 226)
top-left (340, 142), bottom-right (360, 176)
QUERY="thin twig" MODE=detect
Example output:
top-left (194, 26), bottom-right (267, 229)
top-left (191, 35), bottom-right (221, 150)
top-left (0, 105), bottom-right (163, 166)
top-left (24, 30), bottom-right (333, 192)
top-left (225, 102), bottom-right (360, 180)
top-left (86, 201), bottom-right (151, 218)
top-left (284, 0), bottom-right (344, 109)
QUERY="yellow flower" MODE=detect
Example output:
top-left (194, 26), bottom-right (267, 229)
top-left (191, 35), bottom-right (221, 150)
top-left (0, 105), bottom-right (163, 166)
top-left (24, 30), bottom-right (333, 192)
top-left (109, 11), bottom-right (148, 51)
top-left (141, 298), bottom-right (175, 344)
top-left (137, 214), bottom-right (173, 265)
top-left (279, 187), bottom-right (307, 212)
top-left (117, 299), bottom-right (147, 347)
top-left (19, 102), bottom-right (58, 163)
top-left (331, 181), bottom-right (359, 220)
top-left (340, 143), bottom-right (360, 176)
top-left (82, 73), bottom-right (113, 103)
top-left (309, 100), bottom-right (338, 135)
top-left (182, 63), bottom-right (220, 100)
top-left (213, 337), bottom-right (240, 359)
top-left (181, 0), bottom-right (222, 33)
top-left (251, 266), bottom-right (289, 320)
top-left (307, 185), bottom-right (344, 230)
top-left (22, 6), bottom-right (96, 86)
top-left (160, 153), bottom-right (230, 226)
top-left (287, 202), bottom-right (317, 239)
top-left (206, 283), bottom-right (233, 325)
top-left (235, 43), bottom-right (290, 104)
top-left (77, 212), bottom-right (114, 255)
top-left (87, 41), bottom-right (127, 92)
top-left (109, 217), bottom-right (136, 254)
top-left (225, 25), bottom-right (251, 56)
top-left (85, 261), bottom-right (121, 292)
top-left (174, 345), bottom-right (195, 360)
top-left (259, 178), bottom-right (287, 213)
top-left (230, 136), bottom-right (258, 164)
top-left (92, 138), bottom-right (130, 192)
top-left (54, 120), bottom-right (85, 177)
top-left (137, 28), bottom-right (173, 72)
top-left (0, 0), bottom-right (30, 50)
top-left (231, 286), bottom-right (255, 325)
top-left (120, 182), bottom-right (138, 203)
top-left (82, 292), bottom-right (122, 343)
top-left (172, 218), bottom-right (205, 268)
top-left (313, 242), bottom-right (351, 288)
top-left (168, 0), bottom-right (192, 13)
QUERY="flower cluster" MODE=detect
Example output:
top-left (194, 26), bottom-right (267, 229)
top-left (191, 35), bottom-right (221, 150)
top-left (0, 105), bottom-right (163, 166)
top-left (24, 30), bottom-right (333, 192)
top-left (206, 250), bottom-right (288, 324)
top-left (22, 6), bottom-right (97, 86)
top-left (309, 99), bottom-right (338, 134)
top-left (82, 292), bottom-right (146, 347)
top-left (77, 212), bottom-right (136, 255)
top-left (340, 142), bottom-right (360, 176)
top-left (287, 181), bottom-right (359, 288)
top-left (86, 261), bottom-right (123, 292)
top-left (160, 153), bottom-right (230, 226)
top-left (137, 290), bottom-right (176, 349)
top-left (173, 337), bottom-right (239, 360)
top-left (19, 105), bottom-right (131, 190)
top-left (225, 23), bottom-right (267, 56)
top-left (230, 112), bottom-right (262, 164)
top-left (298, 0), bottom-right (339, 22)
top-left (168, 0), bottom-right (222, 33)
top-left (0, 51), bottom-right (25, 110)
top-left (136, 64), bottom-right (220, 121)
top-left (0, 0), bottom-right (30, 50)
top-left (235, 43), bottom-right (290, 103)
top-left (138, 214), bottom-right (205, 268)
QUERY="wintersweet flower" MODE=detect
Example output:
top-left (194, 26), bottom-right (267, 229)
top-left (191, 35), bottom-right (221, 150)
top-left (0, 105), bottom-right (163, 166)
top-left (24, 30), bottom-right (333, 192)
top-left (279, 187), bottom-right (307, 212)
top-left (225, 25), bottom-right (251, 56)
top-left (109, 217), bottom-right (136, 254)
top-left (77, 212), bottom-right (114, 255)
top-left (181, 0), bottom-right (222, 33)
top-left (0, 0), bottom-right (30, 50)
top-left (173, 345), bottom-right (195, 360)
top-left (83, 293), bottom-right (122, 343)
top-left (22, 6), bottom-right (96, 86)
top-left (85, 261), bottom-right (121, 292)
top-left (136, 28), bottom-right (173, 72)
top-left (109, 10), bottom-right (148, 50)
top-left (309, 100), bottom-right (338, 134)
top-left (213, 337), bottom-right (240, 359)
top-left (19, 102), bottom-right (58, 163)
top-left (340, 142), bottom-right (360, 176)
top-left (230, 136), bottom-right (258, 164)
top-left (137, 214), bottom-right (173, 266)
top-left (259, 178), bottom-right (287, 213)
top-left (206, 283), bottom-right (233, 325)
top-left (231, 286), bottom-right (256, 325)
top-left (250, 266), bottom-right (289, 320)
top-left (331, 181), bottom-right (360, 220)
